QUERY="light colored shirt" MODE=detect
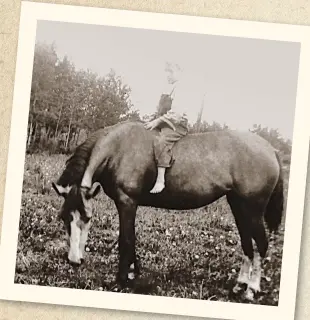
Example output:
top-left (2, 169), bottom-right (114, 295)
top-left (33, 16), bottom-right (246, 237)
top-left (159, 69), bottom-right (207, 130)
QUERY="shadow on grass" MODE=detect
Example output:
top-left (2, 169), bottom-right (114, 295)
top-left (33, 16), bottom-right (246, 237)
top-left (115, 265), bottom-right (274, 306)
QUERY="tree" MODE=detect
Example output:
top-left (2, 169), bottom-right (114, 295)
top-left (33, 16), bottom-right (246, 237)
top-left (192, 93), bottom-right (207, 133)
top-left (189, 120), bottom-right (228, 133)
top-left (27, 43), bottom-right (140, 154)
top-left (250, 124), bottom-right (292, 155)
top-left (28, 43), bottom-right (58, 149)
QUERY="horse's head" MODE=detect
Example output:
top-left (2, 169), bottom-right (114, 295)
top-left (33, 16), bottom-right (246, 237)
top-left (52, 182), bottom-right (101, 265)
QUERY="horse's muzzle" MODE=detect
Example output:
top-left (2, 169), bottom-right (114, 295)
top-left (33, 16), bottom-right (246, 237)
top-left (67, 257), bottom-right (84, 267)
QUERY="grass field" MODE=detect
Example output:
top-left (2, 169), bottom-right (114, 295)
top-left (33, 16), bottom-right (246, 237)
top-left (15, 153), bottom-right (289, 305)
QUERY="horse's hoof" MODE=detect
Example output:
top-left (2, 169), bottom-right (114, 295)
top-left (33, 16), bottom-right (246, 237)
top-left (131, 277), bottom-right (154, 294)
top-left (232, 282), bottom-right (246, 294)
top-left (244, 288), bottom-right (255, 301)
top-left (128, 272), bottom-right (135, 280)
top-left (68, 258), bottom-right (82, 267)
top-left (249, 283), bottom-right (261, 293)
top-left (117, 275), bottom-right (136, 289)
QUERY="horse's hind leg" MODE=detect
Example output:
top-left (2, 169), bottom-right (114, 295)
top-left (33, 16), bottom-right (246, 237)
top-left (227, 193), bottom-right (254, 294)
top-left (228, 192), bottom-right (269, 300)
top-left (249, 216), bottom-right (268, 293)
top-left (115, 191), bottom-right (138, 287)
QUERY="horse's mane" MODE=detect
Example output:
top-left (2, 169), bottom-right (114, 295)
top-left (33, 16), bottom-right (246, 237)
top-left (56, 122), bottom-right (127, 186)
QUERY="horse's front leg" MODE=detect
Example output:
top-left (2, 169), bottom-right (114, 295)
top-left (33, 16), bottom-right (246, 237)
top-left (115, 192), bottom-right (138, 287)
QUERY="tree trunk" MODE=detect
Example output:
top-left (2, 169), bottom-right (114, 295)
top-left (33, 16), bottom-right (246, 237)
top-left (46, 125), bottom-right (51, 139)
top-left (33, 122), bottom-right (37, 145)
top-left (27, 120), bottom-right (33, 148)
top-left (65, 110), bottom-right (73, 151)
top-left (75, 128), bottom-right (81, 146)
top-left (54, 101), bottom-right (63, 140)
top-left (27, 96), bottom-right (37, 149)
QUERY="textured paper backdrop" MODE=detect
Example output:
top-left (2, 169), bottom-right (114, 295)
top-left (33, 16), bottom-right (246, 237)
top-left (0, 1), bottom-right (309, 319)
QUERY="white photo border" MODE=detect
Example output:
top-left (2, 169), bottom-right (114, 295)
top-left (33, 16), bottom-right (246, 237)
top-left (0, 1), bottom-right (310, 320)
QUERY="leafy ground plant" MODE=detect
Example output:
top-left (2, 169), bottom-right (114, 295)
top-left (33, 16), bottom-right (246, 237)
top-left (15, 154), bottom-right (288, 305)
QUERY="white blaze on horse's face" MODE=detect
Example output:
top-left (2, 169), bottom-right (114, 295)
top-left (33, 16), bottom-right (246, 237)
top-left (68, 211), bottom-right (82, 264)
top-left (68, 210), bottom-right (91, 265)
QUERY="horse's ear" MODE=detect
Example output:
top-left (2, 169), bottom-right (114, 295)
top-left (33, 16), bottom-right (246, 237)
top-left (52, 182), bottom-right (71, 198)
top-left (85, 182), bottom-right (101, 199)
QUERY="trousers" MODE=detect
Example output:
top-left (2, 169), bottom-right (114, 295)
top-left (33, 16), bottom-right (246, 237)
top-left (154, 126), bottom-right (188, 168)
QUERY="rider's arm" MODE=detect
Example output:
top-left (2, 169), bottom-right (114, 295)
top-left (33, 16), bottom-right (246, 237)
top-left (159, 110), bottom-right (188, 131)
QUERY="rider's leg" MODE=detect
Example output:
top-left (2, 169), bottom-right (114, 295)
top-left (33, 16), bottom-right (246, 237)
top-left (150, 127), bottom-right (186, 194)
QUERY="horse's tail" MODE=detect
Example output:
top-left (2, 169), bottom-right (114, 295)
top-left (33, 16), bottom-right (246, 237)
top-left (264, 151), bottom-right (284, 233)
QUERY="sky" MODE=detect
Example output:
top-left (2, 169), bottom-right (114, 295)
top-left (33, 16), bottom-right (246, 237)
top-left (35, 20), bottom-right (301, 140)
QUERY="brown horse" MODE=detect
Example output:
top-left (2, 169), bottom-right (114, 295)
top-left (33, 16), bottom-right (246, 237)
top-left (52, 121), bottom-right (284, 301)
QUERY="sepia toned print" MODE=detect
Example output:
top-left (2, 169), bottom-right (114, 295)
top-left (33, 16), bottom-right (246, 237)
top-left (16, 19), bottom-right (296, 304)
top-left (0, 3), bottom-right (310, 320)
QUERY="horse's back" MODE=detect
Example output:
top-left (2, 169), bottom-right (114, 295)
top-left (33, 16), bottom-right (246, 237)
top-left (101, 122), bottom-right (278, 180)
top-left (101, 123), bottom-right (279, 207)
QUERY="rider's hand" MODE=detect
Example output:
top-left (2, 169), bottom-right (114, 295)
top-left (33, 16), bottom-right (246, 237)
top-left (144, 118), bottom-right (161, 130)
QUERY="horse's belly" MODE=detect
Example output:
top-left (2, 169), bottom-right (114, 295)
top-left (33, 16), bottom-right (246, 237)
top-left (137, 161), bottom-right (232, 209)
top-left (139, 183), bottom-right (228, 210)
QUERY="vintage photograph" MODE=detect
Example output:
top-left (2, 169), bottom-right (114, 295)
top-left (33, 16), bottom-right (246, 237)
top-left (15, 20), bottom-right (298, 302)
top-left (1, 2), bottom-right (309, 320)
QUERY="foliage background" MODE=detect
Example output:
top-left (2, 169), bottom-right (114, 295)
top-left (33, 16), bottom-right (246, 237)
top-left (28, 42), bottom-right (292, 160)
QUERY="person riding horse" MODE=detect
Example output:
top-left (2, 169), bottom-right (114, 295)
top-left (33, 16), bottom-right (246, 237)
top-left (143, 91), bottom-right (189, 193)
top-left (144, 67), bottom-right (208, 193)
